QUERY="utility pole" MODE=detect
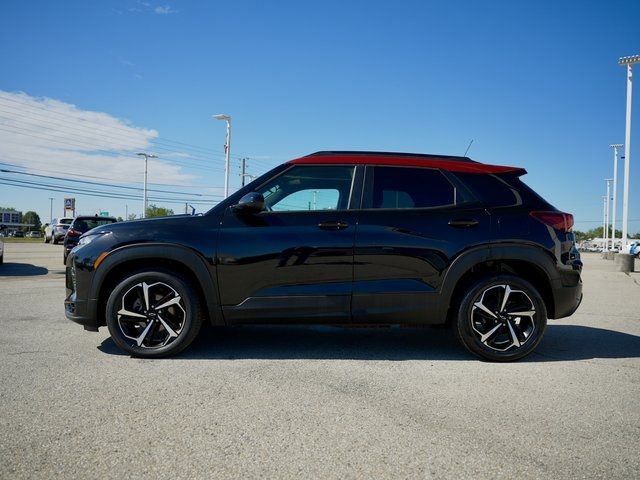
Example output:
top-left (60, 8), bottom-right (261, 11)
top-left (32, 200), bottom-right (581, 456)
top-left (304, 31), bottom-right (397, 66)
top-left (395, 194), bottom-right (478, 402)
top-left (125, 204), bottom-right (128, 220)
top-left (239, 158), bottom-right (255, 187)
top-left (49, 197), bottom-right (54, 224)
top-left (213, 114), bottom-right (232, 198)
top-left (136, 153), bottom-right (157, 219)
top-left (618, 55), bottom-right (640, 249)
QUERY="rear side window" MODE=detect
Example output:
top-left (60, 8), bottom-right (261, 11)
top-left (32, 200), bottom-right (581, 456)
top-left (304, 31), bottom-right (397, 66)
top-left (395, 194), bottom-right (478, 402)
top-left (365, 166), bottom-right (455, 209)
top-left (454, 173), bottom-right (519, 207)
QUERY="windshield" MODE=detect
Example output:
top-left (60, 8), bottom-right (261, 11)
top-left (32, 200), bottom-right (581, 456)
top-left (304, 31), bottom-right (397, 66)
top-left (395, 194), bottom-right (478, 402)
top-left (59, 218), bottom-right (73, 225)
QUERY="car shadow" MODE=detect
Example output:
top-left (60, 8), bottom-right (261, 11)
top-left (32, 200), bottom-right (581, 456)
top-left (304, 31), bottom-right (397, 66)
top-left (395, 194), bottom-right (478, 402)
top-left (97, 324), bottom-right (640, 362)
top-left (0, 263), bottom-right (48, 277)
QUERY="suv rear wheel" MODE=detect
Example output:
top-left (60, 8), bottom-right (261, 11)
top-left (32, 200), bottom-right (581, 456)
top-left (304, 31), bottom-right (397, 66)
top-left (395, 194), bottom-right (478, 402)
top-left (454, 275), bottom-right (547, 362)
top-left (105, 270), bottom-right (203, 358)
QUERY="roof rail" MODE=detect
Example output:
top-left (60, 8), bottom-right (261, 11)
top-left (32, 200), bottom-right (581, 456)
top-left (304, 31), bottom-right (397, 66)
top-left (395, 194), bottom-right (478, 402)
top-left (306, 151), bottom-right (476, 163)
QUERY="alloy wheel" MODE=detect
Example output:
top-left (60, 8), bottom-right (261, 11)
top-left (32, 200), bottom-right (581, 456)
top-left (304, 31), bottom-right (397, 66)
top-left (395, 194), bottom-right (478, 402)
top-left (117, 281), bottom-right (186, 349)
top-left (470, 284), bottom-right (536, 352)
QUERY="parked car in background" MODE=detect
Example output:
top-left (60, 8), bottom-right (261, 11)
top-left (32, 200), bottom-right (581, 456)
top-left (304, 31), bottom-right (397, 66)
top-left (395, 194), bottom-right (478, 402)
top-left (9, 230), bottom-right (24, 238)
top-left (630, 241), bottom-right (640, 258)
top-left (65, 151), bottom-right (583, 362)
top-left (26, 231), bottom-right (42, 238)
top-left (44, 217), bottom-right (73, 244)
top-left (63, 216), bottom-right (118, 263)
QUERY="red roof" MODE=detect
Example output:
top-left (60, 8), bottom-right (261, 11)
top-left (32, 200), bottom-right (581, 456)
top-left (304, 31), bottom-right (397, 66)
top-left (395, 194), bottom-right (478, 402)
top-left (288, 152), bottom-right (525, 175)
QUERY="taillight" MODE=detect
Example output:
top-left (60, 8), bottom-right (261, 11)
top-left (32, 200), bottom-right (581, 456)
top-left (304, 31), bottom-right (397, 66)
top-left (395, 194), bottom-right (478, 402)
top-left (66, 228), bottom-right (81, 237)
top-left (530, 211), bottom-right (574, 232)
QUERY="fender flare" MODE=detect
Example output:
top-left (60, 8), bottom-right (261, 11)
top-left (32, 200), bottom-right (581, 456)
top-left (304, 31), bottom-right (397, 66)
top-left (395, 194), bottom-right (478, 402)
top-left (437, 243), bottom-right (560, 316)
top-left (89, 243), bottom-right (224, 326)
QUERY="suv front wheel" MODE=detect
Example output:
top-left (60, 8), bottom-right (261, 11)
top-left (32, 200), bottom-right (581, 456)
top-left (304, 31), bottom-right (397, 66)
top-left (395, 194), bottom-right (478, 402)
top-left (105, 270), bottom-right (203, 358)
top-left (454, 275), bottom-right (547, 362)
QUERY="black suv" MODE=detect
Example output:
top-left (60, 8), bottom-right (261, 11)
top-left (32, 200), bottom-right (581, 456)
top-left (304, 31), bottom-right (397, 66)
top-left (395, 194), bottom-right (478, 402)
top-left (65, 152), bottom-right (582, 361)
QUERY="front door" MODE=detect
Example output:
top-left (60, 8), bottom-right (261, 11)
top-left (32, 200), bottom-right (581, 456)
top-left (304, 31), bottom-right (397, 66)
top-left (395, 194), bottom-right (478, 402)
top-left (216, 164), bottom-right (360, 324)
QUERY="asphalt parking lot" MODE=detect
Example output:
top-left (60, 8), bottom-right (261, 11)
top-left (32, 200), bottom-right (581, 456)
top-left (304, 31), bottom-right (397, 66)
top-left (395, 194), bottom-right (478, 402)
top-left (0, 243), bottom-right (638, 479)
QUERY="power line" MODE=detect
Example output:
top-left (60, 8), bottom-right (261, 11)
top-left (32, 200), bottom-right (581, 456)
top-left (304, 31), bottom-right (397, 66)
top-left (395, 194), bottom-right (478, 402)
top-left (0, 177), bottom-right (220, 205)
top-left (0, 159), bottom-right (222, 190)
top-left (0, 124), bottom-right (225, 173)
top-left (0, 167), bottom-right (224, 198)
top-left (0, 108), bottom-right (227, 167)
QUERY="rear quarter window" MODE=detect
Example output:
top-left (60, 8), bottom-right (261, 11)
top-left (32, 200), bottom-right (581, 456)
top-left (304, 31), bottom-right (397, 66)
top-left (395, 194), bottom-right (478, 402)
top-left (454, 173), bottom-right (520, 207)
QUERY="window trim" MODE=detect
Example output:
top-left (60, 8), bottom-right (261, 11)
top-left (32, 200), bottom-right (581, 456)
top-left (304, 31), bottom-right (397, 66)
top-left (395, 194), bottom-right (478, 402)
top-left (361, 165), bottom-right (463, 211)
top-left (252, 164), bottom-right (361, 214)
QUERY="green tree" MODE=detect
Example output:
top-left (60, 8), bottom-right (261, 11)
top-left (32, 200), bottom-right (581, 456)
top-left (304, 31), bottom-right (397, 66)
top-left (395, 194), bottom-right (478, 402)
top-left (22, 211), bottom-right (41, 232)
top-left (145, 204), bottom-right (174, 218)
top-left (116, 216), bottom-right (123, 222)
top-left (127, 213), bottom-right (137, 221)
top-left (0, 207), bottom-right (17, 211)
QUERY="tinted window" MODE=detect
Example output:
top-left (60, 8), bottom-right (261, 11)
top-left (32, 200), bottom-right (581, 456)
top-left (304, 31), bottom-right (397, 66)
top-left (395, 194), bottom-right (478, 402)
top-left (73, 218), bottom-right (117, 233)
top-left (367, 167), bottom-right (455, 209)
top-left (455, 173), bottom-right (519, 207)
top-left (259, 165), bottom-right (355, 212)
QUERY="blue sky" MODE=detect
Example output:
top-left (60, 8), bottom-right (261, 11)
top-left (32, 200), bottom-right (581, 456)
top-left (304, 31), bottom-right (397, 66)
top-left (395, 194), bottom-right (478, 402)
top-left (0, 0), bottom-right (638, 232)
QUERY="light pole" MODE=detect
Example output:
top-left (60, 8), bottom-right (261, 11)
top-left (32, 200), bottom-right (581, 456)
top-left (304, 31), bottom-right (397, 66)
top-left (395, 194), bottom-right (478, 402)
top-left (602, 195), bottom-right (607, 252)
top-left (609, 144), bottom-right (623, 249)
top-left (605, 179), bottom-right (613, 250)
top-left (136, 152), bottom-right (157, 218)
top-left (618, 55), bottom-right (640, 250)
top-left (213, 114), bottom-right (232, 198)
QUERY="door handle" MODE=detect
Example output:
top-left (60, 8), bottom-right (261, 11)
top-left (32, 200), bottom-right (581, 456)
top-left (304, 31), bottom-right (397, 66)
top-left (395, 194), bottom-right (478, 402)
top-left (448, 218), bottom-right (479, 228)
top-left (317, 221), bottom-right (349, 230)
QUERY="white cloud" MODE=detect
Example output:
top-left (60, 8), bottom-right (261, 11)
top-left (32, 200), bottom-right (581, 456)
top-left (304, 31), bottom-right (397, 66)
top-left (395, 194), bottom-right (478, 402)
top-left (0, 90), bottom-right (194, 186)
top-left (154, 5), bottom-right (176, 15)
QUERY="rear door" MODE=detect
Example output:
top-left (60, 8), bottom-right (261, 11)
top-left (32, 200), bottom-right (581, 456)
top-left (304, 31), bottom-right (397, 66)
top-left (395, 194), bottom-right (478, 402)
top-left (353, 165), bottom-right (492, 324)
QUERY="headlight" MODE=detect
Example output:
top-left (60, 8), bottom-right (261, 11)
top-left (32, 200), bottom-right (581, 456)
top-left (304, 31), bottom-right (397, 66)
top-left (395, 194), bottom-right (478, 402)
top-left (78, 232), bottom-right (110, 246)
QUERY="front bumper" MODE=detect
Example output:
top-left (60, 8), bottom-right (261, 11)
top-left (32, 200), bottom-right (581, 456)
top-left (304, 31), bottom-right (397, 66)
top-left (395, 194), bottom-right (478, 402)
top-left (65, 252), bottom-right (100, 331)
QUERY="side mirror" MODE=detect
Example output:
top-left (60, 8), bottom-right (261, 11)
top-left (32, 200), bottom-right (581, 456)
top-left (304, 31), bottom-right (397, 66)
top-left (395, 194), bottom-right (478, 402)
top-left (232, 192), bottom-right (265, 214)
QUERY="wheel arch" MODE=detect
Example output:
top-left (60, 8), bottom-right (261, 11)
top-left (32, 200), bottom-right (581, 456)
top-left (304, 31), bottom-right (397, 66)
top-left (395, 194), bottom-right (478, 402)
top-left (440, 244), bottom-right (560, 322)
top-left (90, 243), bottom-right (224, 328)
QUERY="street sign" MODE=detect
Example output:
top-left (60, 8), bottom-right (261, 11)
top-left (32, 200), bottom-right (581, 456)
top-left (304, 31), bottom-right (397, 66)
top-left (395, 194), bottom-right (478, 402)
top-left (64, 198), bottom-right (75, 210)
top-left (99, 211), bottom-right (110, 217)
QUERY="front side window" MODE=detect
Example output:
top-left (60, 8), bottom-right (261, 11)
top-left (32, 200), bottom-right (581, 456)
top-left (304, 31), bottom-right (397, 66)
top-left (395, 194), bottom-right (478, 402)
top-left (366, 166), bottom-right (455, 209)
top-left (259, 165), bottom-right (355, 212)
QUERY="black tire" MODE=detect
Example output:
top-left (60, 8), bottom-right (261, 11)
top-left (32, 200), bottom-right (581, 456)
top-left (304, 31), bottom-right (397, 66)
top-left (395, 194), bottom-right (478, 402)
top-left (105, 270), bottom-right (203, 358)
top-left (453, 274), bottom-right (547, 362)
top-left (52, 235), bottom-right (58, 245)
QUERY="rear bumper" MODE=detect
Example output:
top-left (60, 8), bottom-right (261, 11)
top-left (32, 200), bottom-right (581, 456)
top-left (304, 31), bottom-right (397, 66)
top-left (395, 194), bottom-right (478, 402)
top-left (551, 281), bottom-right (583, 319)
